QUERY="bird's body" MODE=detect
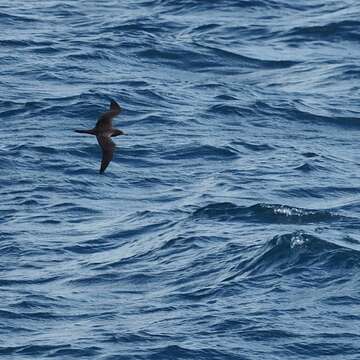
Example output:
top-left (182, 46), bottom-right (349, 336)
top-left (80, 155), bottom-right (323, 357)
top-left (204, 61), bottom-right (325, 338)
top-left (75, 99), bottom-right (126, 174)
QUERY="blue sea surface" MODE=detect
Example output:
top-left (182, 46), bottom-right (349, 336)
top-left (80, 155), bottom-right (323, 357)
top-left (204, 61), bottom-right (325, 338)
top-left (1, 0), bottom-right (360, 359)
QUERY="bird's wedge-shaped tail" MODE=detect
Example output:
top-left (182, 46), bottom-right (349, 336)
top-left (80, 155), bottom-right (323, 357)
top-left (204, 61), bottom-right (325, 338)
top-left (74, 99), bottom-right (126, 174)
top-left (74, 129), bottom-right (96, 135)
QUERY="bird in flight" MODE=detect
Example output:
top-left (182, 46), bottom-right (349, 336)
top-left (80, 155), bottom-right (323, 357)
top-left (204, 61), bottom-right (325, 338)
top-left (75, 99), bottom-right (126, 174)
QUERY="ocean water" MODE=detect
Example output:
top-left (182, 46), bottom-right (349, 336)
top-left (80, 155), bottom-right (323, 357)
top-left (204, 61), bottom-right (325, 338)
top-left (1, 0), bottom-right (360, 359)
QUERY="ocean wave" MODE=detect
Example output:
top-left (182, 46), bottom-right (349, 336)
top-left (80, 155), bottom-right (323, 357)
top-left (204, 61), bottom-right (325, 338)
top-left (155, 0), bottom-right (282, 13)
top-left (0, 344), bottom-right (101, 357)
top-left (226, 231), bottom-right (360, 281)
top-left (289, 107), bottom-right (360, 128)
top-left (193, 202), bottom-right (351, 224)
top-left (208, 103), bottom-right (253, 117)
top-left (136, 46), bottom-right (222, 70)
top-left (0, 39), bottom-right (54, 48)
top-left (163, 144), bottom-right (239, 160)
top-left (195, 43), bottom-right (301, 69)
top-left (294, 162), bottom-right (319, 172)
top-left (148, 345), bottom-right (227, 360)
top-left (286, 20), bottom-right (360, 42)
top-left (0, 12), bottom-right (39, 23)
top-left (231, 140), bottom-right (275, 151)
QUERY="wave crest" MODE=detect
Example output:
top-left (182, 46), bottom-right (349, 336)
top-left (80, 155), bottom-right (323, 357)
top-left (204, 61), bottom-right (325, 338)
top-left (193, 202), bottom-right (349, 224)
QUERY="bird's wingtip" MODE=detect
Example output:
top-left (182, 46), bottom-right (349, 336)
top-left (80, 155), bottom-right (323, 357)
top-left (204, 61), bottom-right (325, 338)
top-left (109, 99), bottom-right (121, 113)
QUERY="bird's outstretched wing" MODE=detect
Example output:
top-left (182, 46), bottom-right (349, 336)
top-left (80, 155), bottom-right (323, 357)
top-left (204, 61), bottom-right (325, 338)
top-left (97, 135), bottom-right (116, 174)
top-left (95, 99), bottom-right (122, 129)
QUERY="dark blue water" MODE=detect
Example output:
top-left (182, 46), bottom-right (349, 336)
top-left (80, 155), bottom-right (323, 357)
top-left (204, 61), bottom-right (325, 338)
top-left (1, 1), bottom-right (360, 359)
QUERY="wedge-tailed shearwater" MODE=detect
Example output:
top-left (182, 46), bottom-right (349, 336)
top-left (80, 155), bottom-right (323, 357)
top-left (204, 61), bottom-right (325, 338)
top-left (75, 99), bottom-right (126, 174)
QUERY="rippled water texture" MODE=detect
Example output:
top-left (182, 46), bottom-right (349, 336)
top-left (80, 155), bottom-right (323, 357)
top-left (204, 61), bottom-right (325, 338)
top-left (1, 0), bottom-right (360, 359)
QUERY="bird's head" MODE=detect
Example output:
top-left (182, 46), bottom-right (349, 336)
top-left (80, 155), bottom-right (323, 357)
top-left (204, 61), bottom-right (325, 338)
top-left (112, 129), bottom-right (126, 137)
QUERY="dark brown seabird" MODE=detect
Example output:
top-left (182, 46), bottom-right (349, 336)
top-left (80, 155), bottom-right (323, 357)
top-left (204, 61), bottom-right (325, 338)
top-left (75, 99), bottom-right (126, 174)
